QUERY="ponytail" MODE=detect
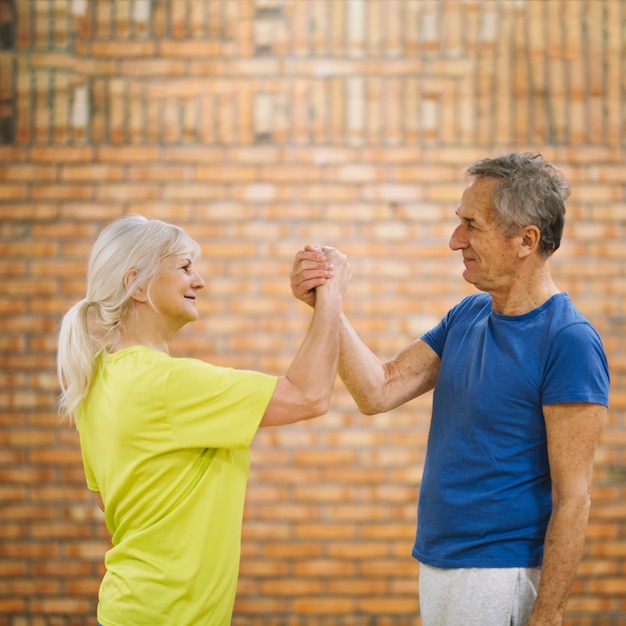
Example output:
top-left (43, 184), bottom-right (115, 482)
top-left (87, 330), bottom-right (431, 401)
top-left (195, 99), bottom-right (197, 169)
top-left (57, 298), bottom-right (100, 425)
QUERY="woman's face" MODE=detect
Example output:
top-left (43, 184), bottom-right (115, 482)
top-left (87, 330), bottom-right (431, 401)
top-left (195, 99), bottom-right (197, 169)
top-left (148, 253), bottom-right (205, 332)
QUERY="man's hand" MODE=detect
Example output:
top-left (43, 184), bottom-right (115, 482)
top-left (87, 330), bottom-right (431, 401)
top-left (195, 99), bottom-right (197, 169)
top-left (316, 246), bottom-right (350, 302)
top-left (290, 244), bottom-right (337, 308)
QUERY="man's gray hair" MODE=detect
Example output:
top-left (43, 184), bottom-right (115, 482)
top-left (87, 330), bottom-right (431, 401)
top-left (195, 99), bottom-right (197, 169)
top-left (466, 152), bottom-right (570, 257)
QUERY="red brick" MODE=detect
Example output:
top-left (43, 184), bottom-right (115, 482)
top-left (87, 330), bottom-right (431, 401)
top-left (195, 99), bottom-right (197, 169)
top-left (0, 542), bottom-right (60, 559)
top-left (0, 204), bottom-right (58, 220)
top-left (0, 598), bottom-right (25, 613)
top-left (232, 597), bottom-right (288, 615)
top-left (96, 146), bottom-right (160, 163)
top-left (28, 147), bottom-right (94, 162)
top-left (90, 41), bottom-right (156, 56)
top-left (0, 185), bottom-right (27, 200)
top-left (359, 596), bottom-right (419, 614)
top-left (237, 559), bottom-right (289, 578)
top-left (31, 184), bottom-right (94, 201)
top-left (29, 597), bottom-right (93, 615)
top-left (0, 561), bottom-right (28, 577)
top-left (2, 578), bottom-right (60, 595)
top-left (158, 40), bottom-right (222, 57)
top-left (0, 147), bottom-right (27, 161)
top-left (260, 578), bottom-right (322, 596)
top-left (32, 561), bottom-right (94, 578)
top-left (291, 597), bottom-right (355, 614)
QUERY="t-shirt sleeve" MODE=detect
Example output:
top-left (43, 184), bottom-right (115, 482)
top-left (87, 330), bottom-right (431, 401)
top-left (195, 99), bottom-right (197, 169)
top-left (166, 358), bottom-right (279, 449)
top-left (421, 318), bottom-right (446, 357)
top-left (421, 295), bottom-right (489, 357)
top-left (542, 322), bottom-right (610, 407)
top-left (421, 303), bottom-right (457, 356)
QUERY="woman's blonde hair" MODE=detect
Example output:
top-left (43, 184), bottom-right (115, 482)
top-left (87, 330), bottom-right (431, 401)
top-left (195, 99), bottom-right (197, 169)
top-left (57, 215), bottom-right (200, 424)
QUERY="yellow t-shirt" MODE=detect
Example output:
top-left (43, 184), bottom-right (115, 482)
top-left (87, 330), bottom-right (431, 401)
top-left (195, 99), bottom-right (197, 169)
top-left (77, 346), bottom-right (278, 626)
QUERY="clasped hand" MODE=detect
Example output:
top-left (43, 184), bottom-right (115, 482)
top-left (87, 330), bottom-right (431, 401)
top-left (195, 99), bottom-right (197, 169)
top-left (290, 244), bottom-right (350, 307)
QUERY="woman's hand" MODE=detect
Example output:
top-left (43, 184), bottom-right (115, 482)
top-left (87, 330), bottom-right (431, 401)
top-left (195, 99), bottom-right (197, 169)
top-left (290, 244), bottom-right (345, 307)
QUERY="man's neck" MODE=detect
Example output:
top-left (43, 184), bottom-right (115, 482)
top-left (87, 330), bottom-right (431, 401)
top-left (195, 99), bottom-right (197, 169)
top-left (489, 264), bottom-right (560, 316)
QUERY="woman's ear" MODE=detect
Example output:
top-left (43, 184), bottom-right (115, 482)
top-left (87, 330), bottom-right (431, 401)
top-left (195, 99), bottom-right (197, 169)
top-left (123, 269), bottom-right (148, 303)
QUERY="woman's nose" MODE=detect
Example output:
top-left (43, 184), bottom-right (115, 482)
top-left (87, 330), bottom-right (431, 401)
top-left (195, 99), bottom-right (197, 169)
top-left (193, 272), bottom-right (205, 289)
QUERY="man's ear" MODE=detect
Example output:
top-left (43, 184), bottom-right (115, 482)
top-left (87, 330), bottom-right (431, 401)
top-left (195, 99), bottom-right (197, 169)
top-left (123, 269), bottom-right (148, 303)
top-left (519, 225), bottom-right (541, 258)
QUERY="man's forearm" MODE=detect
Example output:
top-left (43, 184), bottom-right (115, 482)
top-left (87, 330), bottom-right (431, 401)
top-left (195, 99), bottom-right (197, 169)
top-left (528, 495), bottom-right (591, 625)
top-left (337, 313), bottom-right (389, 415)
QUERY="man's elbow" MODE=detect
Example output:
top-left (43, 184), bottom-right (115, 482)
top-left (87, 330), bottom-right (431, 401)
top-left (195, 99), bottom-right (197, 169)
top-left (552, 488), bottom-right (592, 515)
top-left (349, 388), bottom-right (390, 415)
top-left (354, 397), bottom-right (384, 416)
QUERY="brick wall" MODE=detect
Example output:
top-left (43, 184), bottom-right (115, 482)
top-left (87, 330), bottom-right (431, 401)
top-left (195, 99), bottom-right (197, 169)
top-left (0, 0), bottom-right (625, 624)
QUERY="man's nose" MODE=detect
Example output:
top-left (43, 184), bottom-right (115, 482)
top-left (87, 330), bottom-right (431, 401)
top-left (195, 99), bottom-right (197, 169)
top-left (449, 225), bottom-right (467, 250)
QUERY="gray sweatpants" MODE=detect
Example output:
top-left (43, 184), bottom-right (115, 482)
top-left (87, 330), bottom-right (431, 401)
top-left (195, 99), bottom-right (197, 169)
top-left (419, 563), bottom-right (542, 626)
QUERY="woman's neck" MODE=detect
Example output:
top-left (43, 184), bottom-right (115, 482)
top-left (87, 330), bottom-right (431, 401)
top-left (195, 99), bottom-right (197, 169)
top-left (109, 311), bottom-right (171, 354)
top-left (109, 337), bottom-right (169, 354)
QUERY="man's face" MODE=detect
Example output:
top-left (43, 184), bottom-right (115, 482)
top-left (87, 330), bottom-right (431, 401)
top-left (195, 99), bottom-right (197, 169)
top-left (449, 176), bottom-right (522, 293)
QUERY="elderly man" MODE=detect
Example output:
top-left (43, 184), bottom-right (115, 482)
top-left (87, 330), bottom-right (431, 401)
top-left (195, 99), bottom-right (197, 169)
top-left (290, 152), bottom-right (609, 626)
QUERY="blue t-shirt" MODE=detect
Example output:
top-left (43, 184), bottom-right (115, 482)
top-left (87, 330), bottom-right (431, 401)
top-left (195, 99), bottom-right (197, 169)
top-left (412, 292), bottom-right (609, 568)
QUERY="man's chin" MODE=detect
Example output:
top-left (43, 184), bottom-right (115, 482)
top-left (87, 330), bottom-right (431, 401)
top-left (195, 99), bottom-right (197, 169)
top-left (462, 269), bottom-right (476, 284)
top-left (462, 272), bottom-right (487, 292)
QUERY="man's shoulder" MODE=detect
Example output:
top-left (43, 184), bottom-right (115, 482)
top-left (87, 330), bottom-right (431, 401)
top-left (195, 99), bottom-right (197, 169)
top-left (449, 292), bottom-right (492, 318)
top-left (544, 293), bottom-right (596, 331)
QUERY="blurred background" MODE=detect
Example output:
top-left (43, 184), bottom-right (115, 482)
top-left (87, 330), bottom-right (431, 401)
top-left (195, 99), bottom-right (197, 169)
top-left (0, 1), bottom-right (625, 624)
